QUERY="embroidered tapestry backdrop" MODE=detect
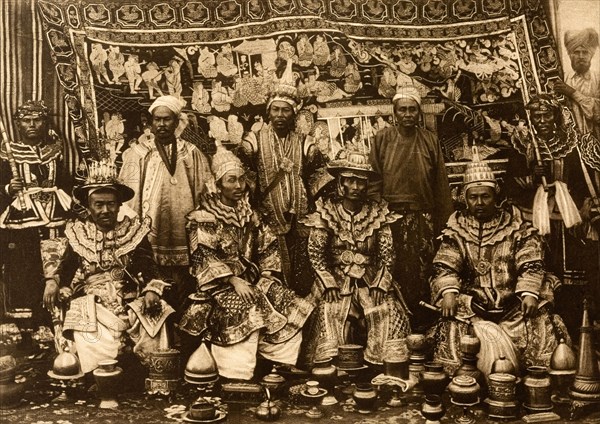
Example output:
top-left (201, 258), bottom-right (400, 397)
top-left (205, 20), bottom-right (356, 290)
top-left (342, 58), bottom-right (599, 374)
top-left (33, 0), bottom-right (561, 171)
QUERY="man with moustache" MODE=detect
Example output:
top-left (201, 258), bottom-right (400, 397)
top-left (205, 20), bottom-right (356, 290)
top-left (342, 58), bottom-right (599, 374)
top-left (554, 28), bottom-right (600, 139)
top-left (369, 86), bottom-right (453, 331)
top-left (429, 155), bottom-right (569, 375)
top-left (241, 60), bottom-right (323, 296)
top-left (41, 165), bottom-right (173, 375)
top-left (119, 95), bottom-right (211, 312)
top-left (0, 100), bottom-right (73, 334)
top-left (506, 94), bottom-right (600, 333)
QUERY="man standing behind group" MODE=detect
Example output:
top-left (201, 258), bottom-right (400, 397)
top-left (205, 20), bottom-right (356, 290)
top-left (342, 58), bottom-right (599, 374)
top-left (119, 95), bottom-right (211, 311)
top-left (554, 27), bottom-right (600, 139)
top-left (0, 101), bottom-right (73, 333)
top-left (241, 60), bottom-right (322, 296)
top-left (369, 86), bottom-right (453, 331)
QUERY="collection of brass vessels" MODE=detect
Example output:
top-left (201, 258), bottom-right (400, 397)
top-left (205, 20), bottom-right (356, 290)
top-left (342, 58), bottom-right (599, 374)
top-left (1, 304), bottom-right (599, 423)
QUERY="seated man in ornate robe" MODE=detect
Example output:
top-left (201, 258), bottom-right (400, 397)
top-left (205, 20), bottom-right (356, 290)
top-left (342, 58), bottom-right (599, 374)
top-left (302, 149), bottom-right (411, 366)
top-left (179, 144), bottom-right (314, 381)
top-left (42, 163), bottom-right (173, 374)
top-left (429, 153), bottom-right (570, 375)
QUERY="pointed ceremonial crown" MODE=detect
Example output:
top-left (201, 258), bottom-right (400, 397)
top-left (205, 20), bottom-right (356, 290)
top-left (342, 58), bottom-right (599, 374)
top-left (73, 160), bottom-right (134, 204)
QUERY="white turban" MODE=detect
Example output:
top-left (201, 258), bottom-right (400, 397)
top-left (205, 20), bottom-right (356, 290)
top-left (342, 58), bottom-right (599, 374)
top-left (392, 86), bottom-right (422, 106)
top-left (564, 28), bottom-right (599, 54)
top-left (149, 95), bottom-right (185, 116)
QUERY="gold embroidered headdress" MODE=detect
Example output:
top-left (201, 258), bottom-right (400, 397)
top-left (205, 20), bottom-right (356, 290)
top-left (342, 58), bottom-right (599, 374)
top-left (267, 59), bottom-right (301, 113)
top-left (327, 148), bottom-right (376, 180)
top-left (462, 146), bottom-right (497, 193)
top-left (73, 160), bottom-right (134, 205)
top-left (211, 141), bottom-right (244, 181)
top-left (14, 100), bottom-right (49, 120)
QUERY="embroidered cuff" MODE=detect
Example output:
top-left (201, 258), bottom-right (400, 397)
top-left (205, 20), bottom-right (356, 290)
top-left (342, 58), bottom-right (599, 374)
top-left (315, 269), bottom-right (338, 290)
top-left (141, 279), bottom-right (171, 297)
top-left (515, 273), bottom-right (542, 297)
top-left (196, 261), bottom-right (234, 291)
top-left (371, 267), bottom-right (393, 293)
top-left (431, 275), bottom-right (461, 302)
top-left (518, 291), bottom-right (539, 300)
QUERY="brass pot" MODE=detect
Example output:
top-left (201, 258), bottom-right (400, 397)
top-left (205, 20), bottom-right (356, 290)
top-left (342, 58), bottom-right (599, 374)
top-left (337, 344), bottom-right (364, 369)
top-left (448, 375), bottom-right (480, 405)
top-left (0, 378), bottom-right (25, 409)
top-left (420, 362), bottom-right (449, 397)
top-left (93, 359), bottom-right (122, 409)
top-left (523, 366), bottom-right (552, 412)
top-left (311, 357), bottom-right (337, 390)
top-left (421, 394), bottom-right (445, 423)
top-left (255, 388), bottom-right (281, 422)
top-left (488, 373), bottom-right (516, 402)
top-left (459, 334), bottom-right (481, 356)
top-left (352, 383), bottom-right (377, 413)
top-left (261, 368), bottom-right (286, 397)
top-left (148, 349), bottom-right (180, 380)
top-left (384, 357), bottom-right (409, 380)
top-left (189, 399), bottom-right (216, 421)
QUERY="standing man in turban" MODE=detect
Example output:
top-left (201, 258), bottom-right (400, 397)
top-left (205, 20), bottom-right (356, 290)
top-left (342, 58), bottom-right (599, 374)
top-left (369, 86), bottom-right (453, 332)
top-left (554, 28), bottom-right (600, 139)
top-left (0, 100), bottom-right (73, 337)
top-left (241, 60), bottom-right (323, 296)
top-left (119, 95), bottom-right (211, 313)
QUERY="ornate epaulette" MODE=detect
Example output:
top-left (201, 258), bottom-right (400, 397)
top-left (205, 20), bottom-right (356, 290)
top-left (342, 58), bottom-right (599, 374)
top-left (0, 141), bottom-right (62, 164)
top-left (442, 205), bottom-right (526, 246)
top-left (186, 209), bottom-right (217, 224)
top-left (65, 215), bottom-right (151, 264)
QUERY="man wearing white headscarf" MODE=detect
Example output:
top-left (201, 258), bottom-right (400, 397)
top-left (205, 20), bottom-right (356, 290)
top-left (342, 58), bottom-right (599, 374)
top-left (119, 95), bottom-right (212, 314)
top-left (369, 85), bottom-right (453, 332)
top-left (554, 28), bottom-right (600, 139)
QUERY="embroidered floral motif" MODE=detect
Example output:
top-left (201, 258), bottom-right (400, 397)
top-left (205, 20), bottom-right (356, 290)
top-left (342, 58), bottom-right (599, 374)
top-left (279, 157), bottom-right (294, 173)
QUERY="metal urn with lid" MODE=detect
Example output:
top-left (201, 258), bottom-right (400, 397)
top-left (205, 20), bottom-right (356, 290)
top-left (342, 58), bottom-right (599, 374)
top-left (549, 338), bottom-right (576, 403)
top-left (420, 362), bottom-right (449, 397)
top-left (48, 350), bottom-right (84, 380)
top-left (485, 373), bottom-right (518, 419)
top-left (448, 375), bottom-right (480, 405)
top-left (491, 355), bottom-right (517, 376)
top-left (261, 367), bottom-right (286, 398)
